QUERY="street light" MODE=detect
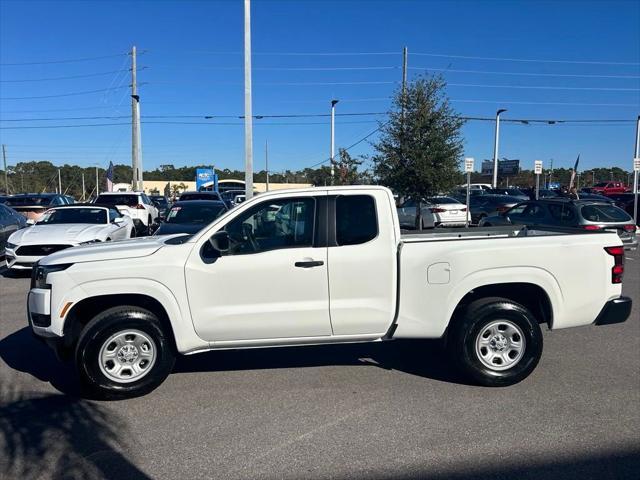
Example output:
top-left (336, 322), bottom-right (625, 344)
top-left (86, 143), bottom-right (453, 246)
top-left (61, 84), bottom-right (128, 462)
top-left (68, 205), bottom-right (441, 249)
top-left (330, 99), bottom-right (339, 184)
top-left (492, 109), bottom-right (507, 188)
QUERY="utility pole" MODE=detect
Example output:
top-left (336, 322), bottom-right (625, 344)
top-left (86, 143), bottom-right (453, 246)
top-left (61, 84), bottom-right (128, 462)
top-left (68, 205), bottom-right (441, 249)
top-left (330, 99), bottom-right (338, 184)
top-left (401, 46), bottom-right (408, 119)
top-left (131, 45), bottom-right (143, 191)
top-left (81, 173), bottom-right (85, 202)
top-left (632, 115), bottom-right (639, 226)
top-left (492, 109), bottom-right (507, 188)
top-left (244, 0), bottom-right (254, 199)
top-left (58, 169), bottom-right (62, 195)
top-left (2, 144), bottom-right (7, 194)
top-left (95, 166), bottom-right (99, 198)
top-left (265, 140), bottom-right (269, 192)
top-left (548, 158), bottom-right (554, 187)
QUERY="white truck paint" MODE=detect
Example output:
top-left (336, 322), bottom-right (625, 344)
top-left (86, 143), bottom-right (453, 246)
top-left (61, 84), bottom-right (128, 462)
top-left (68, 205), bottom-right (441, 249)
top-left (27, 186), bottom-right (632, 398)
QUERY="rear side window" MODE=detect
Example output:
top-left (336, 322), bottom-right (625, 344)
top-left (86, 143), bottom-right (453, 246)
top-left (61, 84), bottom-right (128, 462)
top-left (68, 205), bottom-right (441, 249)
top-left (548, 203), bottom-right (576, 223)
top-left (580, 204), bottom-right (631, 223)
top-left (335, 195), bottom-right (378, 246)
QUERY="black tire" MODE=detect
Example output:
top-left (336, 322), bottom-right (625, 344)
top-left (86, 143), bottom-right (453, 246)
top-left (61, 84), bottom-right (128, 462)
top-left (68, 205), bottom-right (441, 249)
top-left (130, 227), bottom-right (136, 238)
top-left (448, 297), bottom-right (543, 387)
top-left (146, 216), bottom-right (152, 235)
top-left (75, 306), bottom-right (175, 400)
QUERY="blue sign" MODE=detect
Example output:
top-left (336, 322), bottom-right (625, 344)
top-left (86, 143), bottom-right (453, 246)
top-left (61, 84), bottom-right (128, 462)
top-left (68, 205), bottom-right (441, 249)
top-left (195, 168), bottom-right (218, 191)
top-left (547, 182), bottom-right (561, 190)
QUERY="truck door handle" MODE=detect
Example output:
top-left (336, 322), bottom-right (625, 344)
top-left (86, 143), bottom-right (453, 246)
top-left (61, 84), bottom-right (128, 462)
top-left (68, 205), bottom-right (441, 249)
top-left (295, 260), bottom-right (324, 268)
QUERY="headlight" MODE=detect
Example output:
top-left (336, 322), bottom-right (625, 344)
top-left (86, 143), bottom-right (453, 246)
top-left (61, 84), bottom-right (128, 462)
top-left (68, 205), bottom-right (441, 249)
top-left (6, 242), bottom-right (16, 250)
top-left (31, 263), bottom-right (73, 289)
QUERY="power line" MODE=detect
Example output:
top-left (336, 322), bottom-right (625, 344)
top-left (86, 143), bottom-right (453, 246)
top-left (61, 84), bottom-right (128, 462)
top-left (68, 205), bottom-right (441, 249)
top-left (447, 83), bottom-right (640, 92)
top-left (0, 69), bottom-right (135, 83)
top-left (411, 51), bottom-right (640, 66)
top-left (0, 52), bottom-right (129, 66)
top-left (451, 99), bottom-right (640, 107)
top-left (408, 66), bottom-right (640, 80)
top-left (0, 85), bottom-right (133, 100)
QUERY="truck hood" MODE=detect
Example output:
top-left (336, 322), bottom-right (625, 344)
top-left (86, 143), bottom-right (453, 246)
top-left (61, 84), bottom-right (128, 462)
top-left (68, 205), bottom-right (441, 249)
top-left (39, 235), bottom-right (176, 266)
top-left (9, 223), bottom-right (109, 245)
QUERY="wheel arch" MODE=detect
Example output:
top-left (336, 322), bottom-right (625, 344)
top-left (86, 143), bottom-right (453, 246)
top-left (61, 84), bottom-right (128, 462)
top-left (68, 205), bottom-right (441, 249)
top-left (451, 282), bottom-right (554, 330)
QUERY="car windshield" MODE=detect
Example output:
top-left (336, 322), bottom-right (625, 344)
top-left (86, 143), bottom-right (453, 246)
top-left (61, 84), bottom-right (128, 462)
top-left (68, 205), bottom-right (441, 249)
top-left (96, 194), bottom-right (139, 207)
top-left (179, 193), bottom-right (220, 201)
top-left (580, 204), bottom-right (631, 223)
top-left (151, 197), bottom-right (168, 207)
top-left (38, 207), bottom-right (107, 224)
top-left (6, 196), bottom-right (54, 206)
top-left (593, 182), bottom-right (610, 187)
top-left (165, 204), bottom-right (226, 224)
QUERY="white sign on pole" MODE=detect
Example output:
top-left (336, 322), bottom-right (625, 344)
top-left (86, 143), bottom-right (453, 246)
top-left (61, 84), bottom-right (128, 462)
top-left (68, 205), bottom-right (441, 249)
top-left (633, 157), bottom-right (640, 172)
top-left (464, 157), bottom-right (474, 173)
top-left (534, 160), bottom-right (543, 175)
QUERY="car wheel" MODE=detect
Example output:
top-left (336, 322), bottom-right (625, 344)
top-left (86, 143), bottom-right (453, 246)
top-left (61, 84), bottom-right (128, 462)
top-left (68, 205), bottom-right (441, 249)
top-left (130, 227), bottom-right (136, 238)
top-left (75, 306), bottom-right (175, 400)
top-left (449, 297), bottom-right (543, 387)
top-left (146, 216), bottom-right (152, 235)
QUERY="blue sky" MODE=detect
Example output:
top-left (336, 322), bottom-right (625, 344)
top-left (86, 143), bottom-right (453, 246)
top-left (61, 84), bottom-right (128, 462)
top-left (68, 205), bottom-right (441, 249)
top-left (1, 0), bottom-right (639, 175)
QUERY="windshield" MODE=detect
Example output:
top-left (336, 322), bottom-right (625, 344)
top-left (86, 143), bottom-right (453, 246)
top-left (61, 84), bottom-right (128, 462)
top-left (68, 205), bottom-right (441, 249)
top-left (165, 204), bottom-right (226, 224)
top-left (38, 207), bottom-right (107, 225)
top-left (593, 182), bottom-right (610, 187)
top-left (426, 197), bottom-right (461, 204)
top-left (179, 192), bottom-right (221, 201)
top-left (580, 204), bottom-right (631, 223)
top-left (151, 197), bottom-right (168, 207)
top-left (96, 194), bottom-right (139, 207)
top-left (6, 196), bottom-right (54, 206)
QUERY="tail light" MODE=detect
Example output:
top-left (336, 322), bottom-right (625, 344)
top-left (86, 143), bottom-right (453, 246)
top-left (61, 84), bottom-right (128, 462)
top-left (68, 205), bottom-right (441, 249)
top-left (582, 225), bottom-right (602, 231)
top-left (429, 208), bottom-right (446, 213)
top-left (623, 224), bottom-right (636, 232)
top-left (604, 246), bottom-right (625, 284)
top-left (135, 204), bottom-right (146, 210)
top-left (460, 207), bottom-right (467, 212)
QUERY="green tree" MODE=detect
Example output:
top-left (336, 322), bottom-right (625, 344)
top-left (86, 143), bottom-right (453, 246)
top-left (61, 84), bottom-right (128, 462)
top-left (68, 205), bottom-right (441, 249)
top-left (373, 75), bottom-right (465, 228)
top-left (336, 148), bottom-right (363, 185)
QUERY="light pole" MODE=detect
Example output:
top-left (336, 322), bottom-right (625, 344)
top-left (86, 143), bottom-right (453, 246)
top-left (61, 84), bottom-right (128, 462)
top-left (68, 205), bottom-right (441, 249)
top-left (330, 99), bottom-right (338, 184)
top-left (492, 109), bottom-right (507, 188)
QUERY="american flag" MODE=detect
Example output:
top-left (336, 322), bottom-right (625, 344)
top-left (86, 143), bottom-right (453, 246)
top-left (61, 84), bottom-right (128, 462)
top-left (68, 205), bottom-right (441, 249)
top-left (106, 161), bottom-right (114, 192)
top-left (568, 155), bottom-right (580, 190)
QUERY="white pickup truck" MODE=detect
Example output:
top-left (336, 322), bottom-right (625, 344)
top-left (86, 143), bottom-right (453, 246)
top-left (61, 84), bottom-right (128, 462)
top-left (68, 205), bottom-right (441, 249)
top-left (27, 186), bottom-right (632, 399)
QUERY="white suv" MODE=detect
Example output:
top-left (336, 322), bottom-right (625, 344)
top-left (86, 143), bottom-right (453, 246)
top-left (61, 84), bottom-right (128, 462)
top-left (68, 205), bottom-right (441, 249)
top-left (95, 192), bottom-right (159, 235)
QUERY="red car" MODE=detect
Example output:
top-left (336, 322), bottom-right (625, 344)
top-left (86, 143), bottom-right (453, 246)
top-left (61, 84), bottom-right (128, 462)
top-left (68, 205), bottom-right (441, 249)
top-left (592, 181), bottom-right (628, 195)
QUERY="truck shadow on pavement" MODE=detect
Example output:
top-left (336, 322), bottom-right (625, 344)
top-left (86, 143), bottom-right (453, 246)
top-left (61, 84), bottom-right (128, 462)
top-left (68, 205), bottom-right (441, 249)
top-left (173, 339), bottom-right (473, 386)
top-left (0, 387), bottom-right (152, 480)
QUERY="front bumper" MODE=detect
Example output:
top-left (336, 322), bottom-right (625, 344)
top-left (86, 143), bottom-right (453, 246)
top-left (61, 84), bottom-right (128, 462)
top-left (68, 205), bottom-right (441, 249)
top-left (5, 248), bottom-right (43, 269)
top-left (27, 288), bottom-right (57, 337)
top-left (594, 296), bottom-right (632, 326)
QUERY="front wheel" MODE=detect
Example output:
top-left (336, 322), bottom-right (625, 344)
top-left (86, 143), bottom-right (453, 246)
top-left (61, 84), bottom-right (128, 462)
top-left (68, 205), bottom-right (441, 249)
top-left (448, 297), bottom-right (543, 387)
top-left (75, 306), bottom-right (175, 400)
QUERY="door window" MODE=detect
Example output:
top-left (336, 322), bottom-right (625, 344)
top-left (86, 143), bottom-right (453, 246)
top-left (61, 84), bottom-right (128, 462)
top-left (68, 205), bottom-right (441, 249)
top-left (224, 197), bottom-right (315, 255)
top-left (335, 195), bottom-right (378, 246)
top-left (522, 204), bottom-right (546, 220)
top-left (548, 203), bottom-right (576, 224)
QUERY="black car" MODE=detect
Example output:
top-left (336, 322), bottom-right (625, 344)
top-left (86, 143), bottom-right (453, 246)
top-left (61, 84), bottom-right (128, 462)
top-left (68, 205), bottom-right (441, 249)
top-left (468, 195), bottom-right (523, 225)
top-left (4, 193), bottom-right (72, 222)
top-left (154, 200), bottom-right (228, 236)
top-left (0, 203), bottom-right (27, 255)
top-left (149, 195), bottom-right (170, 220)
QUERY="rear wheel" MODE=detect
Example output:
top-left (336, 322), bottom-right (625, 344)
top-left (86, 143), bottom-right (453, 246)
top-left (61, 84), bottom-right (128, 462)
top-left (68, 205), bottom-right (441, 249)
top-left (449, 297), bottom-right (543, 387)
top-left (75, 306), bottom-right (175, 400)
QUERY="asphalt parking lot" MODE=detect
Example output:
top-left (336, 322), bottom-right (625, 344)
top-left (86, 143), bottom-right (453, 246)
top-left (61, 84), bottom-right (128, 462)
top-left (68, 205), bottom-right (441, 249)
top-left (1, 252), bottom-right (639, 480)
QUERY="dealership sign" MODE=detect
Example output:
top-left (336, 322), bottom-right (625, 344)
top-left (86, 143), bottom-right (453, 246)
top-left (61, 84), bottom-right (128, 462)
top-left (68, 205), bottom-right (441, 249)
top-left (195, 168), bottom-right (218, 191)
top-left (481, 159), bottom-right (520, 176)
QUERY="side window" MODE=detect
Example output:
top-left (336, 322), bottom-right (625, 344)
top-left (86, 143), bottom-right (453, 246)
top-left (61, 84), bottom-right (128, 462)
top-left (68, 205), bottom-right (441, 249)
top-left (335, 195), bottom-right (378, 246)
top-left (224, 197), bottom-right (315, 255)
top-left (140, 194), bottom-right (150, 205)
top-left (523, 204), bottom-right (546, 219)
top-left (108, 209), bottom-right (119, 222)
top-left (548, 204), bottom-right (563, 221)
top-left (507, 204), bottom-right (527, 215)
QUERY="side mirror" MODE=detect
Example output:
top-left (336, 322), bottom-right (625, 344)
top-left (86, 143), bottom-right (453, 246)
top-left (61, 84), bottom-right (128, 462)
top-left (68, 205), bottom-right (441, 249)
top-left (209, 230), bottom-right (229, 253)
top-left (113, 217), bottom-right (125, 224)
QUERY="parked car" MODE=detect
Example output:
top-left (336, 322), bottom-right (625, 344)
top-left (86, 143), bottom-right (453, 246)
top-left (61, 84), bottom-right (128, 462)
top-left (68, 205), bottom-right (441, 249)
top-left (4, 193), bottom-right (72, 222)
top-left (5, 204), bottom-right (135, 270)
top-left (28, 186), bottom-right (631, 398)
top-left (233, 194), bottom-right (247, 205)
top-left (479, 199), bottom-right (637, 249)
top-left (179, 191), bottom-right (223, 202)
top-left (149, 195), bottom-right (170, 221)
top-left (1, 203), bottom-right (27, 256)
top-left (574, 192), bottom-right (616, 203)
top-left (592, 181), bottom-right (628, 195)
top-left (486, 188), bottom-right (529, 201)
top-left (0, 195), bottom-right (8, 204)
top-left (95, 192), bottom-right (159, 235)
top-left (154, 200), bottom-right (228, 236)
top-left (468, 194), bottom-right (522, 225)
top-left (398, 197), bottom-right (468, 228)
top-left (221, 189), bottom-right (246, 208)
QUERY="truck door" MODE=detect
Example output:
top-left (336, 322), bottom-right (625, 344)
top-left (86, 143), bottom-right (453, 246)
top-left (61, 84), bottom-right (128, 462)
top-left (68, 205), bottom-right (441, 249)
top-left (184, 193), bottom-right (332, 342)
top-left (327, 192), bottom-right (397, 336)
